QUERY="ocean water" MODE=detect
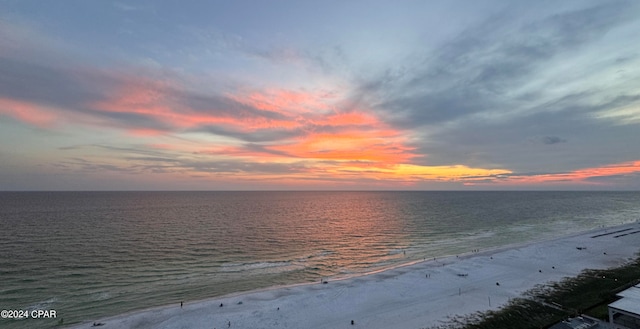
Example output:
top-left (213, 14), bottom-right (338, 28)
top-left (1, 191), bottom-right (639, 328)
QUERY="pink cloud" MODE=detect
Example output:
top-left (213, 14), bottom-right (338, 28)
top-left (0, 98), bottom-right (59, 127)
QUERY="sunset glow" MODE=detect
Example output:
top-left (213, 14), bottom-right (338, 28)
top-left (1, 1), bottom-right (639, 190)
top-left (491, 161), bottom-right (640, 186)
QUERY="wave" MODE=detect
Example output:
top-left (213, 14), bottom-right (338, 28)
top-left (26, 297), bottom-right (57, 310)
top-left (219, 261), bottom-right (305, 274)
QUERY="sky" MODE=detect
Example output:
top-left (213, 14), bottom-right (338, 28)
top-left (1, 0), bottom-right (640, 191)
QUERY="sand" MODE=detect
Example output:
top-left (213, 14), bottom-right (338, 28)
top-left (68, 222), bottom-right (640, 329)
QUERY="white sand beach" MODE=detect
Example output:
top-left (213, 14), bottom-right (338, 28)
top-left (69, 222), bottom-right (640, 329)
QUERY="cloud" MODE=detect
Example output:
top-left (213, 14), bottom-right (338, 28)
top-left (541, 136), bottom-right (566, 145)
top-left (0, 98), bottom-right (59, 127)
top-left (56, 143), bottom-right (306, 175)
top-left (0, 56), bottom-right (293, 135)
top-left (194, 125), bottom-right (302, 143)
top-left (366, 1), bottom-right (637, 129)
top-left (0, 57), bottom-right (108, 110)
top-left (0, 39), bottom-right (421, 170)
top-left (2, 1), bottom-right (640, 189)
top-left (333, 1), bottom-right (640, 177)
top-left (491, 160), bottom-right (640, 187)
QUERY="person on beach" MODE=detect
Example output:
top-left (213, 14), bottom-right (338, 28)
top-left (180, 301), bottom-right (183, 308)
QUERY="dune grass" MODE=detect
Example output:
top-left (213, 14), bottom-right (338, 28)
top-left (430, 256), bottom-right (640, 329)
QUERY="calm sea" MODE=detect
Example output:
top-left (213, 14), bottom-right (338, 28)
top-left (1, 191), bottom-right (639, 328)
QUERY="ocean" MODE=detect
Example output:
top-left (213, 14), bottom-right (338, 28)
top-left (1, 191), bottom-right (639, 328)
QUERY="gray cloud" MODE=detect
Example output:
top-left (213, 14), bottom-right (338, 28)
top-left (412, 103), bottom-right (640, 174)
top-left (184, 160), bottom-right (306, 174)
top-left (194, 125), bottom-right (302, 143)
top-left (0, 57), bottom-right (114, 108)
top-left (240, 143), bottom-right (293, 158)
top-left (541, 136), bottom-right (566, 145)
top-left (57, 143), bottom-right (310, 175)
top-left (177, 89), bottom-right (290, 121)
top-left (362, 1), bottom-right (636, 128)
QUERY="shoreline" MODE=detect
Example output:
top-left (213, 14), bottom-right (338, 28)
top-left (66, 221), bottom-right (640, 329)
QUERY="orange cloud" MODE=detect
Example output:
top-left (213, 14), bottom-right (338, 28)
top-left (187, 89), bottom-right (519, 185)
top-left (478, 160), bottom-right (640, 186)
top-left (388, 164), bottom-right (511, 180)
top-left (315, 163), bottom-right (511, 183)
top-left (90, 78), bottom-right (419, 167)
top-left (314, 112), bottom-right (378, 127)
top-left (1, 68), bottom-right (520, 187)
top-left (570, 160), bottom-right (640, 178)
top-left (271, 131), bottom-right (414, 163)
top-left (202, 145), bottom-right (287, 159)
top-left (231, 89), bottom-right (335, 115)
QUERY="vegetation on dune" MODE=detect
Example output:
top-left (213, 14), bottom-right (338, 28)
top-left (428, 255), bottom-right (640, 329)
